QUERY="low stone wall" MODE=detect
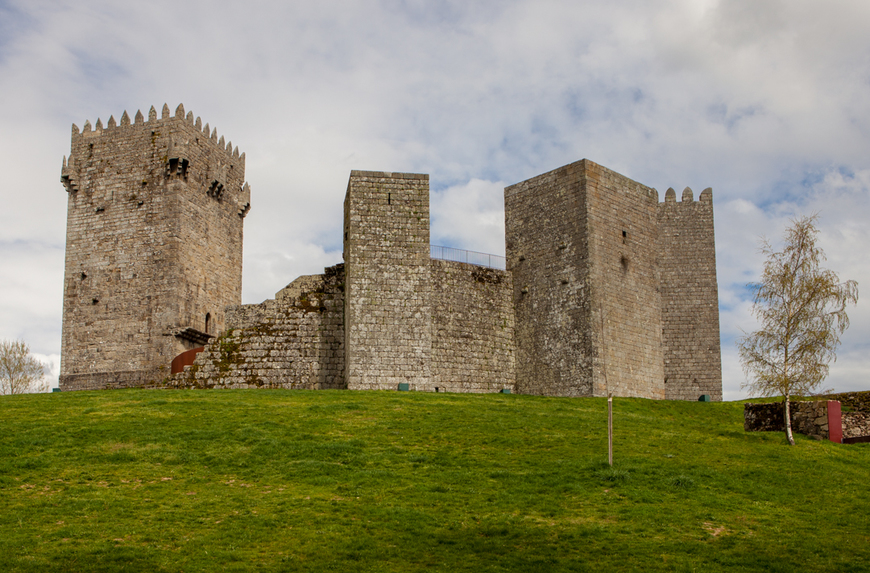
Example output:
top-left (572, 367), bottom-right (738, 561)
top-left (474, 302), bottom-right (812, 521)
top-left (744, 401), bottom-right (835, 441)
top-left (169, 265), bottom-right (345, 389)
top-left (745, 398), bottom-right (870, 442)
top-left (843, 412), bottom-right (870, 440)
top-left (60, 370), bottom-right (159, 391)
top-left (430, 260), bottom-right (516, 393)
top-left (821, 391), bottom-right (870, 412)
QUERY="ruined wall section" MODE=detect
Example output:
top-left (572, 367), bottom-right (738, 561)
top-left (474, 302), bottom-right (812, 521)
top-left (170, 265), bottom-right (345, 389)
top-left (744, 401), bottom-right (839, 441)
top-left (59, 104), bottom-right (248, 391)
top-left (505, 161), bottom-right (594, 396)
top-left (657, 187), bottom-right (722, 401)
top-left (584, 161), bottom-right (665, 399)
top-left (343, 172), bottom-right (432, 390)
top-left (430, 260), bottom-right (515, 393)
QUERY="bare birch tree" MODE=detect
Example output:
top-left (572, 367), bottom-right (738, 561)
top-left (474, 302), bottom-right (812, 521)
top-left (738, 215), bottom-right (858, 445)
top-left (0, 339), bottom-right (48, 395)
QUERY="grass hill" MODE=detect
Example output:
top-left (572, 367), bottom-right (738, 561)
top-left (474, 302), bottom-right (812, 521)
top-left (1, 389), bottom-right (868, 572)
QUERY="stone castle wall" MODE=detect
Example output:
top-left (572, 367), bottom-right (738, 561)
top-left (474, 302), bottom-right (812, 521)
top-left (60, 104), bottom-right (249, 391)
top-left (170, 265), bottom-right (345, 389)
top-left (505, 162), bottom-right (594, 396)
top-left (658, 187), bottom-right (722, 401)
top-left (343, 171), bottom-right (433, 391)
top-left (58, 104), bottom-right (722, 400)
top-left (430, 260), bottom-right (515, 393)
top-left (172, 258), bottom-right (516, 393)
top-left (583, 161), bottom-right (665, 399)
top-left (506, 160), bottom-right (712, 399)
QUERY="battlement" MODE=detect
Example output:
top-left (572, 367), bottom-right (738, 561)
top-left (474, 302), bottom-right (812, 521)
top-left (348, 170), bottom-right (429, 180)
top-left (62, 103), bottom-right (250, 218)
top-left (661, 186), bottom-right (713, 204)
top-left (70, 103), bottom-right (245, 164)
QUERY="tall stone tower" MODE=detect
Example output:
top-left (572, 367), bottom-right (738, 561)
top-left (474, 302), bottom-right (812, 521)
top-left (505, 159), bottom-right (721, 400)
top-left (506, 160), bottom-right (665, 398)
top-left (658, 186), bottom-right (722, 400)
top-left (343, 171), bottom-right (432, 390)
top-left (59, 104), bottom-right (250, 390)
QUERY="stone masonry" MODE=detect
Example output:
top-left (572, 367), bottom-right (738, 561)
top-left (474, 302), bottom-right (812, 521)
top-left (658, 186), bottom-right (722, 400)
top-left (174, 172), bottom-right (516, 393)
top-left (505, 159), bottom-right (721, 400)
top-left (343, 172), bottom-right (433, 391)
top-left (744, 397), bottom-right (870, 442)
top-left (170, 265), bottom-right (345, 390)
top-left (59, 104), bottom-right (250, 390)
top-left (60, 106), bottom-right (721, 399)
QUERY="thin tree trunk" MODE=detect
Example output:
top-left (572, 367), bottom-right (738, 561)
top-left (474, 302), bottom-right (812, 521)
top-left (784, 394), bottom-right (795, 446)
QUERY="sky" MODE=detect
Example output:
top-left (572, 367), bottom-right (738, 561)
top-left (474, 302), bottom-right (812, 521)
top-left (1, 0), bottom-right (869, 400)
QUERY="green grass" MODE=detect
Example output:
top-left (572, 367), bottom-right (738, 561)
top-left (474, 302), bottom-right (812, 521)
top-left (1, 389), bottom-right (868, 572)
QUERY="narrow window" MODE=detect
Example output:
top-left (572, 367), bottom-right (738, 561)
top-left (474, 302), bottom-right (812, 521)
top-left (205, 313), bottom-right (211, 334)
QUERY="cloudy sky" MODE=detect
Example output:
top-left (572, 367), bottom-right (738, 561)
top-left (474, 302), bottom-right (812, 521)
top-left (2, 0), bottom-right (869, 400)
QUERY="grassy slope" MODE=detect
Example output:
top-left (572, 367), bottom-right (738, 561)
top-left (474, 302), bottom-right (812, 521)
top-left (0, 389), bottom-right (868, 572)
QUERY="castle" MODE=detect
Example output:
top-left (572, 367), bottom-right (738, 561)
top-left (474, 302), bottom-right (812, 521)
top-left (59, 105), bottom-right (722, 400)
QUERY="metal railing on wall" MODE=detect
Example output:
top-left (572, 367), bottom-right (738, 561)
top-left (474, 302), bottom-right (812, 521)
top-left (430, 245), bottom-right (506, 270)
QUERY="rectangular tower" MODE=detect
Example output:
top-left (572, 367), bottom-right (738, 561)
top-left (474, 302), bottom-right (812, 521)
top-left (59, 104), bottom-right (250, 390)
top-left (505, 159), bottom-right (666, 399)
top-left (658, 187), bottom-right (722, 400)
top-left (343, 171), bottom-right (432, 390)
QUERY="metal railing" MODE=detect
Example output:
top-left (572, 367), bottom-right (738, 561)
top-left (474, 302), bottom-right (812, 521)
top-left (430, 245), bottom-right (506, 270)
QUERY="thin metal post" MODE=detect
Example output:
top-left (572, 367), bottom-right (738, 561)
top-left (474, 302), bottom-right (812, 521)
top-left (608, 393), bottom-right (613, 467)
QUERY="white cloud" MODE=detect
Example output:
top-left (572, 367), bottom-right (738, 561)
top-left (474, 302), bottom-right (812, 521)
top-left (431, 179), bottom-right (506, 256)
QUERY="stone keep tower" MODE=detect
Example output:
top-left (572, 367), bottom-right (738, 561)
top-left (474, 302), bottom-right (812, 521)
top-left (505, 159), bottom-right (721, 400)
top-left (59, 104), bottom-right (251, 391)
top-left (343, 171), bottom-right (433, 390)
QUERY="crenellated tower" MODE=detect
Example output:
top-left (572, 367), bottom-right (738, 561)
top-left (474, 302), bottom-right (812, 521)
top-left (506, 159), bottom-right (722, 400)
top-left (657, 186), bottom-right (722, 400)
top-left (59, 104), bottom-right (251, 390)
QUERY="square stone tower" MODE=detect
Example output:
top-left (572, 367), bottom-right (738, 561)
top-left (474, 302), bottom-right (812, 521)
top-left (59, 104), bottom-right (250, 390)
top-left (343, 171), bottom-right (432, 390)
top-left (506, 160), bottom-right (666, 398)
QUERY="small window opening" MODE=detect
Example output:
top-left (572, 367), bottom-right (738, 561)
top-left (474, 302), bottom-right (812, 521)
top-left (205, 313), bottom-right (212, 334)
top-left (80, 271), bottom-right (87, 280)
top-left (388, 193), bottom-right (391, 205)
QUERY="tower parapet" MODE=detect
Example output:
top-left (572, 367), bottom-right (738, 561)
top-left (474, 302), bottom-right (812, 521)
top-left (59, 104), bottom-right (250, 391)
